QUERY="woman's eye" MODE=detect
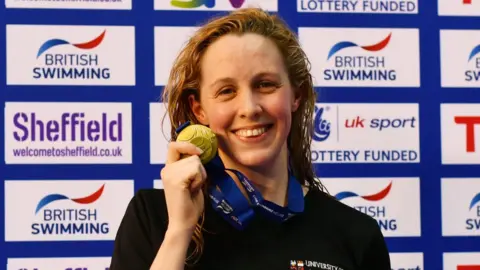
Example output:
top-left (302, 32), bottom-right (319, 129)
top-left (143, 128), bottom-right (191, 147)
top-left (218, 88), bottom-right (234, 95)
top-left (257, 81), bottom-right (278, 90)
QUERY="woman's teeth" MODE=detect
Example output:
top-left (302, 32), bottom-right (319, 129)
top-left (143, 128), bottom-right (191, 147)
top-left (235, 127), bottom-right (267, 137)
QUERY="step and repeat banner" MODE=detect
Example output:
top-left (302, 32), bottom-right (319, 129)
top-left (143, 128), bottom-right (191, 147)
top-left (1, 0), bottom-right (480, 269)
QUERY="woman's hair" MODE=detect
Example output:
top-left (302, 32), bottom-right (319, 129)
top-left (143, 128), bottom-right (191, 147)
top-left (161, 7), bottom-right (326, 264)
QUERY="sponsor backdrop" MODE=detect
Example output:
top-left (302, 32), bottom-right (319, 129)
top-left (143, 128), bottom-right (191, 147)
top-left (1, 0), bottom-right (480, 269)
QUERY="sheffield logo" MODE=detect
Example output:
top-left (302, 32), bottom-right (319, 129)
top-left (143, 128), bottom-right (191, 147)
top-left (311, 104), bottom-right (419, 163)
top-left (5, 102), bottom-right (132, 164)
top-left (335, 182), bottom-right (397, 231)
top-left (34, 30), bottom-right (109, 80)
top-left (32, 185), bottom-right (109, 236)
top-left (298, 0), bottom-right (417, 14)
top-left (171, 0), bottom-right (245, 8)
top-left (324, 33), bottom-right (396, 82)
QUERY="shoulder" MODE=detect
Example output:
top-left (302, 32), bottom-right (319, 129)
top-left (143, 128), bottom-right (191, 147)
top-left (110, 189), bottom-right (169, 270)
top-left (304, 189), bottom-right (390, 268)
top-left (306, 188), bottom-right (378, 229)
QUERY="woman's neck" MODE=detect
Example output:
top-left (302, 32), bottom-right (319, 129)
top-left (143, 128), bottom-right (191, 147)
top-left (218, 146), bottom-right (290, 206)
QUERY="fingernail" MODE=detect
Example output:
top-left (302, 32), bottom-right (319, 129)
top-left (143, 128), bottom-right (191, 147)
top-left (196, 147), bottom-right (204, 154)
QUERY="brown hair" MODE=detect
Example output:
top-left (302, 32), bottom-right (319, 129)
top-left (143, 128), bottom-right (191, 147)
top-left (161, 7), bottom-right (326, 264)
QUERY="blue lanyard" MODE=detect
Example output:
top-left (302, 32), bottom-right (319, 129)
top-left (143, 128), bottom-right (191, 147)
top-left (204, 154), bottom-right (305, 230)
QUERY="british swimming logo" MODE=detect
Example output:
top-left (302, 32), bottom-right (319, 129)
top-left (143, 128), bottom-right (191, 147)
top-left (170, 0), bottom-right (245, 8)
top-left (155, 0), bottom-right (277, 10)
top-left (327, 33), bottom-right (391, 59)
top-left (311, 103), bottom-right (419, 163)
top-left (467, 192), bottom-right (480, 231)
top-left (36, 30), bottom-right (105, 58)
top-left (298, 28), bottom-right (419, 87)
top-left (441, 178), bottom-right (480, 236)
top-left (322, 178), bottom-right (421, 237)
top-left (440, 104), bottom-right (480, 164)
top-left (6, 25), bottom-right (135, 86)
top-left (35, 185), bottom-right (104, 214)
top-left (32, 185), bottom-right (108, 236)
top-left (466, 44), bottom-right (480, 82)
top-left (335, 182), bottom-right (396, 231)
top-left (4, 180), bottom-right (133, 241)
top-left (324, 33), bottom-right (395, 82)
top-left (440, 30), bottom-right (480, 87)
top-left (297, 0), bottom-right (417, 14)
top-left (33, 30), bottom-right (109, 80)
top-left (335, 181), bottom-right (392, 201)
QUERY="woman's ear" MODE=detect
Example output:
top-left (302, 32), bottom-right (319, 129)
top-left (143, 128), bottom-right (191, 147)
top-left (291, 88), bottom-right (301, 112)
top-left (189, 93), bottom-right (209, 125)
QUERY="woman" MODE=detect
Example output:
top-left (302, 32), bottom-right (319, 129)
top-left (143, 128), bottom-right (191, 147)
top-left (110, 8), bottom-right (391, 270)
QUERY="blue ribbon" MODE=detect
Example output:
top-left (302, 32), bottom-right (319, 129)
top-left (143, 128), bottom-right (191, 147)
top-left (176, 121), bottom-right (305, 230)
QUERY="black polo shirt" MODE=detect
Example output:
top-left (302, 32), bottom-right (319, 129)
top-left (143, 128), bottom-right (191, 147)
top-left (109, 187), bottom-right (391, 270)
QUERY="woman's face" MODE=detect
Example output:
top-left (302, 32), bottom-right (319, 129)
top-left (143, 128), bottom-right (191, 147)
top-left (191, 33), bottom-right (300, 169)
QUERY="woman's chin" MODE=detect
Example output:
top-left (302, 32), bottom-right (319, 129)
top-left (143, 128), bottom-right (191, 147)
top-left (232, 150), bottom-right (278, 170)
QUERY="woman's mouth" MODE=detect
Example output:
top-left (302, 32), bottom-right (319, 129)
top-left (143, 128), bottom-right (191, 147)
top-left (233, 124), bottom-right (273, 139)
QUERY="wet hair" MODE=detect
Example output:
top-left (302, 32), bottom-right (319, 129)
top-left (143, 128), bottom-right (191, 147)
top-left (161, 7), bottom-right (326, 264)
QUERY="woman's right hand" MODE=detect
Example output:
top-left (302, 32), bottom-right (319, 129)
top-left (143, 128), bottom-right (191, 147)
top-left (160, 141), bottom-right (207, 234)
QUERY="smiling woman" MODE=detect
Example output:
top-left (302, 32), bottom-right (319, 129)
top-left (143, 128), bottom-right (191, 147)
top-left (109, 7), bottom-right (391, 270)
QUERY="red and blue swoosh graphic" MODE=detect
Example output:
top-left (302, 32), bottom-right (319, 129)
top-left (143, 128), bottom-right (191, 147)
top-left (36, 30), bottom-right (106, 58)
top-left (327, 33), bottom-right (392, 60)
top-left (334, 182), bottom-right (392, 201)
top-left (468, 44), bottom-right (480, 62)
top-left (35, 184), bottom-right (105, 214)
top-left (470, 192), bottom-right (480, 210)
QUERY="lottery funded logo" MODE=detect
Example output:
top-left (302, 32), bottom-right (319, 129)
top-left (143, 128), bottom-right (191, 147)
top-left (390, 253), bottom-right (423, 270)
top-left (4, 180), bottom-right (133, 241)
top-left (440, 30), bottom-right (480, 87)
top-left (442, 178), bottom-right (480, 236)
top-left (7, 257), bottom-right (111, 270)
top-left (155, 0), bottom-right (278, 11)
top-left (6, 25), bottom-right (135, 86)
top-left (441, 104), bottom-right (480, 164)
top-left (444, 253), bottom-right (480, 270)
top-left (299, 27), bottom-right (420, 87)
top-left (322, 178), bottom-right (421, 237)
top-left (439, 0), bottom-right (480, 16)
top-left (297, 0), bottom-right (417, 14)
top-left (150, 103), bottom-right (172, 164)
top-left (4, 102), bottom-right (132, 164)
top-left (311, 103), bottom-right (419, 163)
